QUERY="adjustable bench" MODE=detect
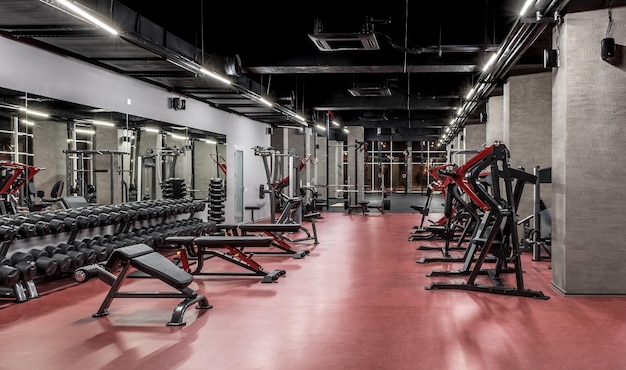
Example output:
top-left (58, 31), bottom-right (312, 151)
top-left (237, 223), bottom-right (311, 259)
top-left (74, 243), bottom-right (211, 326)
top-left (165, 235), bottom-right (286, 283)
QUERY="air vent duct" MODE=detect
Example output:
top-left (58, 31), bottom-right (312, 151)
top-left (309, 32), bottom-right (379, 51)
top-left (348, 86), bottom-right (391, 97)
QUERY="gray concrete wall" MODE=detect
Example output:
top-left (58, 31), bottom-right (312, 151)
top-left (0, 36), bottom-right (271, 223)
top-left (33, 121), bottom-right (67, 197)
top-left (552, 7), bottom-right (626, 295)
top-left (486, 96), bottom-right (504, 145)
top-left (465, 124), bottom-right (486, 152)
top-left (504, 73), bottom-right (553, 225)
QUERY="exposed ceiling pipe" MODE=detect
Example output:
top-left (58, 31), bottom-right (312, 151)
top-left (441, 0), bottom-right (569, 144)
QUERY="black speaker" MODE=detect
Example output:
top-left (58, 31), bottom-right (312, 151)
top-left (601, 38), bottom-right (615, 60)
top-left (543, 49), bottom-right (558, 68)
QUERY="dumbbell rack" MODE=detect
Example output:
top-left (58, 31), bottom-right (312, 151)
top-left (0, 198), bottom-right (214, 304)
top-left (207, 178), bottom-right (225, 224)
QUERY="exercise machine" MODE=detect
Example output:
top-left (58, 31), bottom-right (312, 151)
top-left (425, 142), bottom-right (549, 299)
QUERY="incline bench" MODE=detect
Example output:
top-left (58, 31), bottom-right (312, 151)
top-left (165, 235), bottom-right (286, 283)
top-left (237, 223), bottom-right (311, 259)
top-left (74, 243), bottom-right (211, 326)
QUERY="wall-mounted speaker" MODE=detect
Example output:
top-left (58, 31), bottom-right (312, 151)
top-left (543, 49), bottom-right (558, 68)
top-left (266, 127), bottom-right (273, 135)
top-left (601, 38), bottom-right (615, 60)
top-left (170, 97), bottom-right (186, 110)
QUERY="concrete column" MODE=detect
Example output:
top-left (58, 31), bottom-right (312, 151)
top-left (503, 72), bottom-right (553, 224)
top-left (551, 7), bottom-right (626, 295)
top-left (93, 125), bottom-right (122, 204)
top-left (33, 121), bottom-right (67, 196)
top-left (465, 123), bottom-right (486, 152)
top-left (486, 95), bottom-right (504, 145)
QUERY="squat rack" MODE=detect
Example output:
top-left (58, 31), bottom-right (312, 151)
top-left (63, 149), bottom-right (129, 204)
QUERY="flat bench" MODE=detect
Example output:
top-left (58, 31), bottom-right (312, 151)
top-left (238, 223), bottom-right (310, 259)
top-left (74, 243), bottom-right (211, 326)
top-left (165, 236), bottom-right (286, 283)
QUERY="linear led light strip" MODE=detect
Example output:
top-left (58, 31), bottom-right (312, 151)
top-left (42, 0), bottom-right (119, 35)
top-left (19, 107), bottom-right (50, 118)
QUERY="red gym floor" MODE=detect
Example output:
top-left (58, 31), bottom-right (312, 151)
top-left (1, 212), bottom-right (625, 370)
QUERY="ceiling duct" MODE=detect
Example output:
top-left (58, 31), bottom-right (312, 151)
top-left (309, 17), bottom-right (380, 51)
top-left (309, 32), bottom-right (379, 51)
top-left (359, 111), bottom-right (388, 121)
top-left (348, 84), bottom-right (391, 97)
top-left (206, 54), bottom-right (242, 77)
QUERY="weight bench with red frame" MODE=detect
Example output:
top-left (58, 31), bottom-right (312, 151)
top-left (237, 223), bottom-right (311, 259)
top-left (165, 235), bottom-right (286, 283)
top-left (73, 243), bottom-right (211, 326)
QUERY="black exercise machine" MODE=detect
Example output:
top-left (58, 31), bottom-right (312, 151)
top-left (425, 142), bottom-right (549, 299)
top-left (74, 243), bottom-right (211, 326)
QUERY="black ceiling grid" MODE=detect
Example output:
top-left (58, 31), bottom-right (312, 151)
top-left (0, 0), bottom-right (623, 144)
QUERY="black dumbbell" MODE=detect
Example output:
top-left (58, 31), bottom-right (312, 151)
top-left (51, 212), bottom-right (78, 231)
top-left (53, 243), bottom-right (86, 269)
top-left (36, 213), bottom-right (69, 233)
top-left (69, 241), bottom-right (98, 264)
top-left (0, 258), bottom-right (20, 287)
top-left (79, 239), bottom-right (108, 262)
top-left (67, 211), bottom-right (92, 229)
top-left (9, 252), bottom-right (37, 281)
top-left (28, 214), bottom-right (64, 234)
top-left (0, 224), bottom-right (18, 241)
top-left (28, 248), bottom-right (58, 277)
top-left (37, 246), bottom-right (72, 274)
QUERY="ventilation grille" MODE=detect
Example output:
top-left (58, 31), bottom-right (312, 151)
top-left (308, 32), bottom-right (379, 51)
top-left (348, 86), bottom-right (391, 97)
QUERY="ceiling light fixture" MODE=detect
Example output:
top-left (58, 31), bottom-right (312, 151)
top-left (144, 127), bottom-right (159, 133)
top-left (92, 120), bottom-right (115, 127)
top-left (21, 119), bottom-right (35, 125)
top-left (258, 97), bottom-right (273, 107)
top-left (199, 68), bottom-right (231, 85)
top-left (75, 128), bottom-right (95, 135)
top-left (482, 53), bottom-right (498, 72)
top-left (19, 107), bottom-right (49, 118)
top-left (520, 0), bottom-right (535, 17)
top-left (46, 0), bottom-right (119, 35)
top-left (202, 138), bottom-right (218, 144)
top-left (316, 124), bottom-right (326, 131)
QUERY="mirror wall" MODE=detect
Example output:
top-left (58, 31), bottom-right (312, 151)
top-left (0, 86), bottom-right (226, 211)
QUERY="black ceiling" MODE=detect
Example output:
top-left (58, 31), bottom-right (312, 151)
top-left (0, 0), bottom-right (621, 142)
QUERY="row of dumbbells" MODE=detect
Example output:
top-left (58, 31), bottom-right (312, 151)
top-left (0, 199), bottom-right (207, 241)
top-left (0, 218), bottom-right (215, 300)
